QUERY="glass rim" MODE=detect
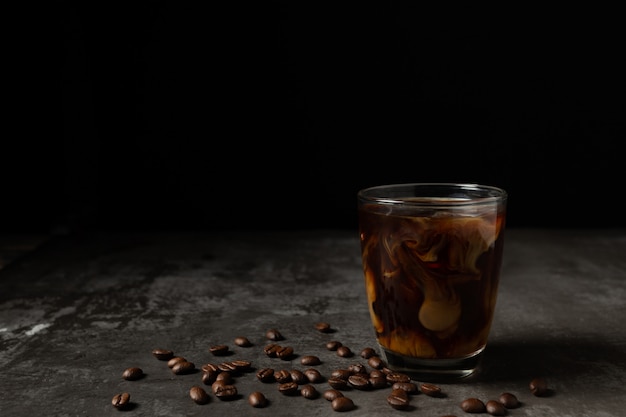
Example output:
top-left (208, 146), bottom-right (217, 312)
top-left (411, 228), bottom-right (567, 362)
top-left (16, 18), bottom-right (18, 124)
top-left (357, 182), bottom-right (507, 207)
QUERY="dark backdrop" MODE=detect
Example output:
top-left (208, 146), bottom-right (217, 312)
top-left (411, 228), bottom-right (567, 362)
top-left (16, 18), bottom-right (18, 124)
top-left (4, 4), bottom-right (624, 233)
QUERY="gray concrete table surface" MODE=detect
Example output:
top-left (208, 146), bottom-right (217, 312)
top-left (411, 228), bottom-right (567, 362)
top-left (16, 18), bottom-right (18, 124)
top-left (0, 229), bottom-right (625, 416)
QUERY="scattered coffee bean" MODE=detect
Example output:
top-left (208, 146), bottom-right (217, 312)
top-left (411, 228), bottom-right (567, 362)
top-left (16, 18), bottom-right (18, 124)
top-left (266, 328), bottom-right (284, 341)
top-left (248, 391), bottom-right (267, 408)
top-left (331, 396), bottom-right (355, 412)
top-left (360, 347), bottom-right (377, 359)
top-left (289, 369), bottom-right (308, 384)
top-left (209, 344), bottom-right (230, 356)
top-left (172, 360), bottom-right (195, 375)
top-left (256, 367), bottom-right (275, 382)
top-left (326, 341), bottom-right (342, 351)
top-left (386, 372), bottom-right (411, 384)
top-left (392, 381), bottom-right (418, 395)
top-left (336, 346), bottom-right (353, 357)
top-left (301, 355), bottom-right (321, 366)
top-left (211, 380), bottom-right (226, 394)
top-left (347, 363), bottom-right (367, 374)
top-left (314, 322), bottom-right (332, 333)
top-left (387, 388), bottom-right (410, 410)
top-left (201, 363), bottom-right (219, 373)
top-left (367, 355), bottom-right (384, 369)
top-left (274, 369), bottom-right (292, 383)
top-left (331, 369), bottom-right (352, 380)
top-left (276, 345), bottom-right (295, 360)
top-left (111, 392), bottom-right (131, 410)
top-left (499, 392), bottom-right (519, 408)
top-left (486, 399), bottom-right (506, 416)
top-left (530, 377), bottom-right (549, 396)
top-left (122, 367), bottom-right (143, 381)
top-left (264, 343), bottom-right (281, 357)
top-left (217, 362), bottom-right (237, 372)
top-left (278, 381), bottom-right (300, 396)
top-left (215, 371), bottom-right (232, 384)
top-left (369, 374), bottom-right (388, 389)
top-left (328, 376), bottom-right (349, 390)
top-left (151, 348), bottom-right (174, 361)
top-left (420, 382), bottom-right (442, 397)
top-left (201, 370), bottom-right (217, 385)
top-left (304, 368), bottom-right (324, 383)
top-left (167, 356), bottom-right (186, 368)
top-left (234, 336), bottom-right (252, 347)
top-left (214, 384), bottom-right (238, 400)
top-left (460, 398), bottom-right (486, 413)
top-left (189, 385), bottom-right (210, 405)
top-left (324, 389), bottom-right (344, 401)
top-left (301, 384), bottom-right (320, 399)
top-left (348, 373), bottom-right (371, 390)
top-left (229, 359), bottom-right (252, 371)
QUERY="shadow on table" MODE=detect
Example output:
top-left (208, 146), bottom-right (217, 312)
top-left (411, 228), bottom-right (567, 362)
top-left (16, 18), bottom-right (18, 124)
top-left (475, 336), bottom-right (626, 384)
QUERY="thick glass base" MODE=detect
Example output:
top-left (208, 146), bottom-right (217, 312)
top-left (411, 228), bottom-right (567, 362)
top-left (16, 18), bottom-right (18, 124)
top-left (379, 346), bottom-right (484, 382)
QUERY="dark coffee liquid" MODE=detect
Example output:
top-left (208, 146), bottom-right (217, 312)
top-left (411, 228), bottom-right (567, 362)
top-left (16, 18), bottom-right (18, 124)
top-left (359, 203), bottom-right (506, 360)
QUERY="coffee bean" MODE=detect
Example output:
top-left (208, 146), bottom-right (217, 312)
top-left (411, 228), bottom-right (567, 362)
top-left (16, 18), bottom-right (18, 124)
top-left (347, 363), bottom-right (367, 374)
top-left (214, 384), bottom-right (238, 400)
top-left (326, 340), bottom-right (342, 351)
top-left (167, 356), bottom-right (186, 368)
top-left (264, 343), bottom-right (281, 357)
top-left (304, 368), bottom-right (324, 383)
top-left (266, 328), bottom-right (284, 341)
top-left (289, 369), bottom-right (308, 384)
top-left (348, 373), bottom-right (371, 390)
top-left (122, 367), bottom-right (143, 381)
top-left (248, 391), bottom-right (267, 408)
top-left (189, 385), bottom-right (210, 405)
top-left (387, 388), bottom-right (410, 410)
top-left (274, 369), bottom-right (292, 383)
top-left (276, 345), bottom-right (295, 360)
top-left (301, 355), bottom-right (321, 366)
top-left (324, 389), bottom-right (344, 401)
top-left (460, 398), bottom-right (486, 413)
top-left (172, 360), bottom-right (195, 375)
top-left (256, 367), bottom-right (275, 382)
top-left (201, 370), bottom-right (217, 385)
top-left (209, 344), bottom-right (229, 356)
top-left (331, 369), bottom-right (352, 380)
top-left (234, 336), bottom-right (252, 347)
top-left (215, 371), bottom-right (232, 384)
top-left (328, 376), bottom-right (349, 390)
top-left (301, 384), bottom-right (320, 399)
top-left (336, 346), bottom-right (353, 357)
top-left (211, 380), bottom-right (227, 394)
top-left (530, 377), bottom-right (549, 396)
top-left (278, 381), bottom-right (299, 396)
top-left (111, 392), bottom-right (131, 410)
top-left (367, 355), bottom-right (384, 369)
top-left (369, 369), bottom-right (385, 379)
top-left (486, 399), bottom-right (506, 416)
top-left (420, 382), bottom-right (442, 397)
top-left (386, 372), bottom-right (411, 384)
top-left (499, 392), bottom-right (519, 408)
top-left (369, 375), bottom-right (388, 389)
top-left (229, 359), bottom-right (252, 371)
top-left (151, 348), bottom-right (174, 361)
top-left (392, 382), bottom-right (418, 395)
top-left (331, 396), bottom-right (355, 412)
top-left (360, 347), bottom-right (377, 359)
top-left (201, 363), bottom-right (219, 373)
top-left (217, 362), bottom-right (237, 372)
top-left (314, 322), bottom-right (332, 333)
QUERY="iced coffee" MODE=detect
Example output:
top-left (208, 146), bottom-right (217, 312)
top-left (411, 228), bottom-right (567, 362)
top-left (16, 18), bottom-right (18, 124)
top-left (357, 183), bottom-right (507, 380)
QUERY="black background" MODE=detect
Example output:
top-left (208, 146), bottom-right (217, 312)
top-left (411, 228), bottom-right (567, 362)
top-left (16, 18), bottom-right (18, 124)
top-left (4, 3), bottom-right (624, 233)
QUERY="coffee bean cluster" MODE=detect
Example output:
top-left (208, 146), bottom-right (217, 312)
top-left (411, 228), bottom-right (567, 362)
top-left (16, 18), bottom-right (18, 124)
top-left (110, 321), bottom-right (553, 414)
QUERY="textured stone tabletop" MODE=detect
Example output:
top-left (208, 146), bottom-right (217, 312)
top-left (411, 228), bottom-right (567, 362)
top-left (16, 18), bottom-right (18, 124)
top-left (1, 229), bottom-right (625, 416)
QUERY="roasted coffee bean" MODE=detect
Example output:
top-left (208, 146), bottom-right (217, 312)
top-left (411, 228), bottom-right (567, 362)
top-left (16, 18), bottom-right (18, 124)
top-left (289, 369), bottom-right (308, 384)
top-left (151, 348), bottom-right (174, 361)
top-left (264, 343), bottom-right (281, 357)
top-left (201, 363), bottom-right (219, 373)
top-left (369, 369), bottom-right (385, 379)
top-left (189, 385), bottom-right (210, 405)
top-left (387, 388), bottom-right (410, 410)
top-left (460, 398), bottom-right (486, 413)
top-left (360, 347), bottom-right (377, 359)
top-left (331, 369), bottom-right (352, 380)
top-left (211, 380), bottom-right (226, 394)
top-left (209, 344), bottom-right (230, 356)
top-left (347, 363), bottom-right (367, 374)
top-left (386, 372), bottom-right (411, 384)
top-left (122, 367), bottom-right (143, 381)
top-left (215, 371), bottom-right (232, 384)
top-left (367, 355), bottom-right (384, 369)
top-left (304, 368), bottom-right (324, 383)
top-left (314, 322), bottom-right (332, 333)
top-left (336, 346), bottom-right (353, 357)
top-left (324, 389), bottom-right (344, 401)
top-left (331, 396), bottom-right (355, 412)
top-left (301, 384), bottom-right (320, 399)
top-left (499, 392), bottom-right (519, 408)
top-left (530, 377), bottom-right (549, 396)
top-left (234, 336), bottom-right (252, 347)
top-left (112, 392), bottom-right (131, 410)
top-left (348, 373), bottom-right (371, 390)
top-left (167, 356), bottom-right (186, 368)
top-left (486, 399), bottom-right (506, 416)
top-left (248, 391), bottom-right (267, 408)
top-left (229, 359), bottom-right (252, 371)
top-left (276, 345), bottom-right (295, 360)
top-left (326, 340), bottom-right (342, 351)
top-left (392, 381), bottom-right (418, 395)
top-left (256, 367), bottom-right (275, 382)
top-left (420, 382), bottom-right (442, 397)
top-left (328, 376), bottom-right (349, 390)
top-left (274, 369), bottom-right (292, 383)
top-left (301, 355), bottom-right (321, 366)
top-left (278, 381), bottom-right (300, 396)
top-left (266, 328), bottom-right (284, 341)
top-left (172, 360), bottom-right (195, 375)
top-left (214, 384), bottom-right (238, 400)
top-left (369, 375), bottom-right (388, 389)
top-left (217, 362), bottom-right (237, 372)
top-left (201, 370), bottom-right (217, 385)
